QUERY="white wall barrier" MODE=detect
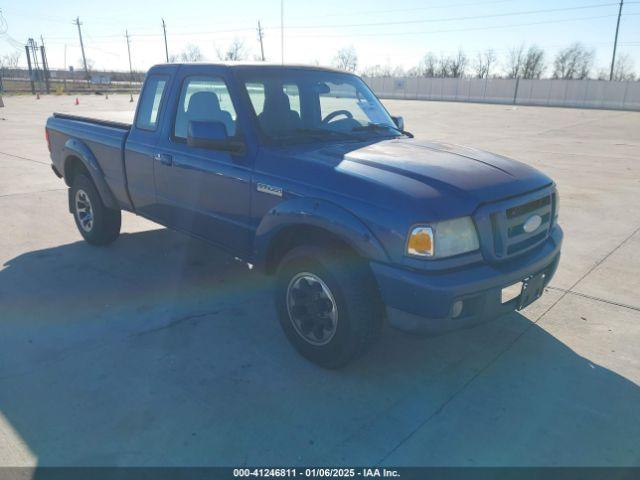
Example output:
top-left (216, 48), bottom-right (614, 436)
top-left (363, 76), bottom-right (640, 111)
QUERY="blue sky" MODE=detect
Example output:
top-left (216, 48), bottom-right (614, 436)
top-left (1, 0), bottom-right (639, 76)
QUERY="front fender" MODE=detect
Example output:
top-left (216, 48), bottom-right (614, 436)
top-left (63, 138), bottom-right (119, 210)
top-left (254, 197), bottom-right (390, 269)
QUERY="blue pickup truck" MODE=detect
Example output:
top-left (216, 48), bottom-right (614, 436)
top-left (46, 63), bottom-right (562, 367)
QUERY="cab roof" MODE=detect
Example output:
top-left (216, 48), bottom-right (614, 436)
top-left (150, 62), bottom-right (350, 75)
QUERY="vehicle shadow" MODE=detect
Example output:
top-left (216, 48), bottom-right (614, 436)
top-left (0, 228), bottom-right (638, 467)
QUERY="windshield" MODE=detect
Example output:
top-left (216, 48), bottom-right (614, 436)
top-left (237, 69), bottom-right (401, 144)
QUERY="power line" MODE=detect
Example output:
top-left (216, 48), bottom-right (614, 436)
top-left (282, 2), bottom-right (627, 30)
top-left (0, 8), bottom-right (7, 34)
top-left (285, 0), bottom-right (519, 20)
top-left (284, 12), bottom-right (640, 39)
top-left (45, 26), bottom-right (255, 41)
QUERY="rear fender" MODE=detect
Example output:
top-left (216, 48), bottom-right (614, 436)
top-left (254, 198), bottom-right (389, 269)
top-left (63, 138), bottom-right (119, 210)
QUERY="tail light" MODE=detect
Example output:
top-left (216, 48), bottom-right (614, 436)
top-left (45, 128), bottom-right (51, 152)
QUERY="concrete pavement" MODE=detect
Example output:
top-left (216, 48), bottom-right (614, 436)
top-left (0, 94), bottom-right (638, 466)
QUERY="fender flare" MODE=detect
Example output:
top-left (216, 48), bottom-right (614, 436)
top-left (62, 138), bottom-right (119, 210)
top-left (254, 197), bottom-right (389, 270)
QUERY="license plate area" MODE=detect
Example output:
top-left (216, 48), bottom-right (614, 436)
top-left (501, 272), bottom-right (546, 310)
top-left (501, 282), bottom-right (522, 304)
top-left (518, 272), bottom-right (546, 309)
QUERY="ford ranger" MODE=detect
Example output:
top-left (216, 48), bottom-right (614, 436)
top-left (45, 63), bottom-right (562, 368)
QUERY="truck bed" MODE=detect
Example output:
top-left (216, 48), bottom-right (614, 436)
top-left (46, 112), bottom-right (133, 211)
top-left (52, 112), bottom-right (132, 130)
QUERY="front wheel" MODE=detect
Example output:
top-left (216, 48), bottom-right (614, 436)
top-left (71, 173), bottom-right (121, 245)
top-left (275, 244), bottom-right (382, 368)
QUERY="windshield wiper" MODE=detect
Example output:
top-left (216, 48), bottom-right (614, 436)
top-left (352, 123), bottom-right (414, 138)
top-left (293, 128), bottom-right (358, 141)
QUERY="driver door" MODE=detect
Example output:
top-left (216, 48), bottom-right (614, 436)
top-left (153, 68), bottom-right (253, 256)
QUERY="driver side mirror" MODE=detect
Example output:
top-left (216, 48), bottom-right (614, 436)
top-left (187, 121), bottom-right (245, 155)
top-left (391, 116), bottom-right (404, 131)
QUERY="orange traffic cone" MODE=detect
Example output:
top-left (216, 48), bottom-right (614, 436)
top-left (75, 97), bottom-right (79, 105)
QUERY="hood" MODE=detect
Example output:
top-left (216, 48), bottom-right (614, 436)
top-left (346, 139), bottom-right (550, 201)
top-left (303, 138), bottom-right (553, 217)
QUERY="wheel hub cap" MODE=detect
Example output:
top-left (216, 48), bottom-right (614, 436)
top-left (75, 189), bottom-right (94, 232)
top-left (286, 272), bottom-right (338, 346)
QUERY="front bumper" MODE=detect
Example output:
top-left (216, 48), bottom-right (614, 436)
top-left (371, 225), bottom-right (563, 335)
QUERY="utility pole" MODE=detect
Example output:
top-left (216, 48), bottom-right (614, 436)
top-left (162, 18), bottom-right (169, 62)
top-left (257, 21), bottom-right (265, 61)
top-left (40, 35), bottom-right (50, 94)
top-left (24, 45), bottom-right (35, 94)
top-left (27, 38), bottom-right (42, 94)
top-left (609, 0), bottom-right (624, 81)
top-left (125, 30), bottom-right (134, 101)
top-left (281, 0), bottom-right (284, 64)
top-left (74, 17), bottom-right (89, 79)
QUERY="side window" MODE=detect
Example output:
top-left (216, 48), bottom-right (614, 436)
top-left (246, 82), bottom-right (266, 115)
top-left (174, 76), bottom-right (237, 139)
top-left (136, 75), bottom-right (167, 131)
top-left (283, 83), bottom-right (301, 115)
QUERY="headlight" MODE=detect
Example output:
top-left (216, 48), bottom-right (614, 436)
top-left (407, 217), bottom-right (479, 259)
top-left (553, 189), bottom-right (560, 223)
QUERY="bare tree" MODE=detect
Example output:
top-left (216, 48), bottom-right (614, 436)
top-left (361, 64), bottom-right (392, 77)
top-left (522, 45), bottom-right (545, 79)
top-left (474, 49), bottom-right (496, 79)
top-left (333, 46), bottom-right (358, 72)
top-left (0, 52), bottom-right (21, 70)
top-left (449, 49), bottom-right (468, 78)
top-left (406, 66), bottom-right (422, 77)
top-left (611, 53), bottom-right (636, 81)
top-left (506, 44), bottom-right (525, 79)
top-left (552, 43), bottom-right (594, 79)
top-left (216, 39), bottom-right (248, 61)
top-left (418, 53), bottom-right (438, 77)
top-left (78, 57), bottom-right (95, 71)
top-left (437, 54), bottom-right (451, 77)
top-left (172, 44), bottom-right (204, 62)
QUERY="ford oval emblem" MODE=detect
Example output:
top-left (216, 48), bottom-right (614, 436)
top-left (523, 214), bottom-right (542, 233)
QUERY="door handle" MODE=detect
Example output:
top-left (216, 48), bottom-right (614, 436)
top-left (153, 153), bottom-right (173, 166)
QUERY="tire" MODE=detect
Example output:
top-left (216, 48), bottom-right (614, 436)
top-left (275, 243), bottom-right (383, 368)
top-left (70, 173), bottom-right (121, 246)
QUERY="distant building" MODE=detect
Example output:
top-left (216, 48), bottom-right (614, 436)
top-left (91, 74), bottom-right (112, 85)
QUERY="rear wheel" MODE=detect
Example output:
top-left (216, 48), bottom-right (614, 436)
top-left (275, 243), bottom-right (382, 368)
top-left (71, 173), bottom-right (121, 245)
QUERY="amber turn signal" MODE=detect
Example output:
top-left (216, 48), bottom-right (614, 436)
top-left (407, 226), bottom-right (434, 257)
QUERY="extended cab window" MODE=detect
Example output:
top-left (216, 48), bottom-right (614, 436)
top-left (174, 76), bottom-right (237, 139)
top-left (136, 75), bottom-right (167, 131)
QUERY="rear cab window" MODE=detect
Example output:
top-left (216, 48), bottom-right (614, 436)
top-left (136, 75), bottom-right (168, 131)
top-left (247, 82), bottom-right (301, 116)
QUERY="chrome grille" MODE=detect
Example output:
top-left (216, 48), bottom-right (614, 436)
top-left (474, 188), bottom-right (556, 262)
